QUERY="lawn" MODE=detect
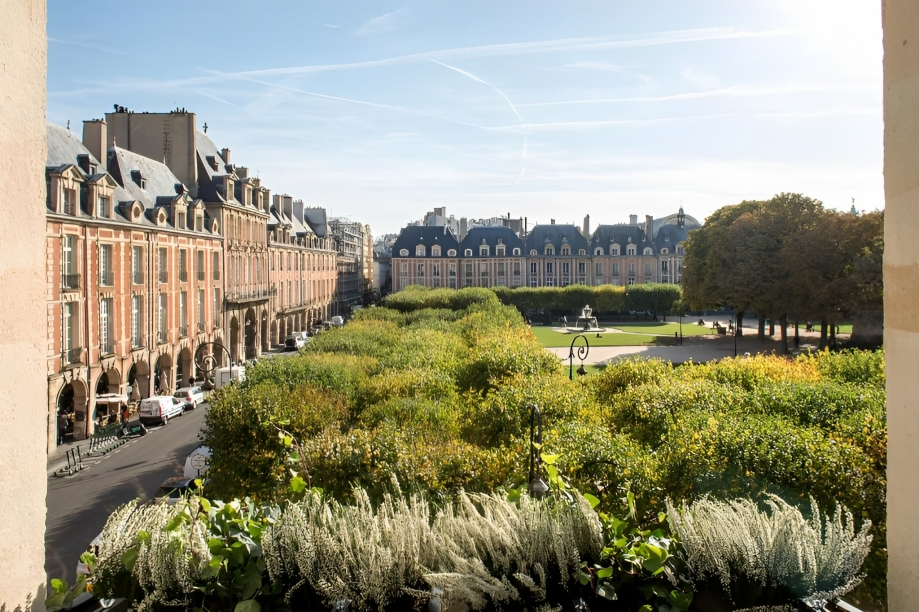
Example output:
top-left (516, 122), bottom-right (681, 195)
top-left (529, 322), bottom-right (715, 348)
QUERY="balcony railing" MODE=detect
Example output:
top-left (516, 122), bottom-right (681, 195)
top-left (226, 286), bottom-right (277, 303)
top-left (158, 272), bottom-right (168, 284)
top-left (62, 273), bottom-right (81, 290)
top-left (100, 340), bottom-right (114, 355)
top-left (179, 270), bottom-right (188, 283)
top-left (65, 347), bottom-right (81, 364)
top-left (131, 335), bottom-right (144, 349)
top-left (157, 331), bottom-right (168, 344)
top-left (132, 272), bottom-right (144, 285)
top-left (198, 269), bottom-right (205, 281)
top-left (179, 326), bottom-right (188, 338)
top-left (99, 270), bottom-right (114, 286)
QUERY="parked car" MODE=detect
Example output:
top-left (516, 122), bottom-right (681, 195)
top-left (285, 335), bottom-right (308, 351)
top-left (330, 315), bottom-right (345, 327)
top-left (75, 532), bottom-right (102, 577)
top-left (138, 395), bottom-right (185, 426)
top-left (153, 476), bottom-right (199, 504)
top-left (184, 445), bottom-right (211, 478)
top-left (173, 386), bottom-right (205, 411)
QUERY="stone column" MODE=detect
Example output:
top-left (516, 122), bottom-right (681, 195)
top-left (0, 0), bottom-right (48, 607)
top-left (885, 0), bottom-right (919, 607)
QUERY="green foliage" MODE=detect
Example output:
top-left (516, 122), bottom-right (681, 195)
top-left (201, 291), bottom-right (886, 608)
top-left (491, 283), bottom-right (680, 315)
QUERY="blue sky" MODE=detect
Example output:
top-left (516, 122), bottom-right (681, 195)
top-left (47, 1), bottom-right (882, 235)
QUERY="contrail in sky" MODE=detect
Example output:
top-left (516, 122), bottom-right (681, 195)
top-left (429, 59), bottom-right (528, 184)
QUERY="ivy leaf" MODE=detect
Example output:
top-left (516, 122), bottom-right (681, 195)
top-left (121, 548), bottom-right (139, 571)
top-left (595, 567), bottom-right (613, 579)
top-left (290, 475), bottom-right (307, 493)
top-left (235, 599), bottom-right (261, 612)
top-left (583, 493), bottom-right (600, 509)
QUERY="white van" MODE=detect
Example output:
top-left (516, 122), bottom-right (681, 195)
top-left (139, 395), bottom-right (185, 425)
top-left (330, 316), bottom-right (344, 327)
top-left (214, 365), bottom-right (246, 389)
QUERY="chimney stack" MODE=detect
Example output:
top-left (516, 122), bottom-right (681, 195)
top-left (645, 215), bottom-right (653, 239)
top-left (221, 148), bottom-right (231, 164)
top-left (583, 214), bottom-right (590, 237)
top-left (82, 119), bottom-right (107, 166)
top-left (629, 214), bottom-right (638, 225)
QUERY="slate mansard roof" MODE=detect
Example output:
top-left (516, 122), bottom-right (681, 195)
top-left (652, 223), bottom-right (690, 252)
top-left (460, 226), bottom-right (524, 255)
top-left (392, 226), bottom-right (461, 257)
top-left (524, 224), bottom-right (589, 254)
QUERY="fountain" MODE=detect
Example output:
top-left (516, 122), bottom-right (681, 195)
top-left (564, 305), bottom-right (607, 333)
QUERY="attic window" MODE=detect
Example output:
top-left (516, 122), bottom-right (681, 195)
top-left (479, 246), bottom-right (489, 257)
top-left (400, 249), bottom-right (409, 256)
top-left (206, 156), bottom-right (219, 171)
top-left (512, 248), bottom-right (520, 256)
top-left (529, 249), bottom-right (537, 256)
top-left (131, 170), bottom-right (145, 189)
top-left (447, 249), bottom-right (457, 257)
top-left (465, 249), bottom-right (473, 256)
top-left (579, 249), bottom-right (586, 256)
top-left (660, 248), bottom-right (669, 254)
top-left (432, 245), bottom-right (441, 257)
top-left (595, 247), bottom-right (603, 256)
top-left (416, 245), bottom-right (426, 256)
top-left (561, 246), bottom-right (570, 255)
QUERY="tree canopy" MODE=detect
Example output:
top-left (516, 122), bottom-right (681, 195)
top-left (682, 193), bottom-right (883, 325)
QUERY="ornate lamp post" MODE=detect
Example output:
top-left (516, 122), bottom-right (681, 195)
top-left (527, 404), bottom-right (548, 498)
top-left (194, 341), bottom-right (232, 389)
top-left (568, 333), bottom-right (590, 380)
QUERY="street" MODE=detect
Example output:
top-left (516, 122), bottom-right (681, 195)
top-left (45, 404), bottom-right (209, 583)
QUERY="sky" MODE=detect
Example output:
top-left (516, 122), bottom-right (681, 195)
top-left (47, 1), bottom-right (883, 235)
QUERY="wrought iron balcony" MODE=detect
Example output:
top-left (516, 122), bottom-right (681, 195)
top-left (65, 347), bottom-right (82, 364)
top-left (157, 331), bottom-right (168, 344)
top-left (132, 272), bottom-right (144, 285)
top-left (62, 273), bottom-right (81, 290)
top-left (99, 270), bottom-right (114, 286)
top-left (158, 272), bottom-right (168, 284)
top-left (131, 335), bottom-right (144, 350)
top-left (179, 270), bottom-right (188, 283)
top-left (179, 326), bottom-right (188, 338)
top-left (197, 269), bottom-right (205, 281)
top-left (100, 340), bottom-right (114, 355)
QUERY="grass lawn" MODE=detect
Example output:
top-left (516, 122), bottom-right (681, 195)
top-left (528, 323), bottom-right (714, 348)
top-left (614, 321), bottom-right (714, 337)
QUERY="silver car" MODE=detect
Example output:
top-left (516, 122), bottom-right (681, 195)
top-left (173, 386), bottom-right (205, 411)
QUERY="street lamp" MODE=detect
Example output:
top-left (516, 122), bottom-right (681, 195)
top-left (194, 341), bottom-right (232, 389)
top-left (568, 333), bottom-right (590, 381)
top-left (527, 404), bottom-right (548, 498)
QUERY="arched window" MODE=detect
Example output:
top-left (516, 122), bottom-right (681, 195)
top-left (660, 248), bottom-right (669, 254)
top-left (578, 249), bottom-right (586, 256)
top-left (400, 249), bottom-right (409, 256)
top-left (643, 247), bottom-right (653, 256)
top-left (464, 249), bottom-right (473, 256)
top-left (545, 246), bottom-right (555, 256)
top-left (479, 245), bottom-right (489, 256)
top-left (594, 247), bottom-right (604, 256)
top-left (561, 246), bottom-right (570, 255)
top-left (416, 245), bottom-right (426, 256)
top-left (627, 245), bottom-right (637, 256)
top-left (447, 249), bottom-right (457, 256)
top-left (513, 248), bottom-right (521, 256)
top-left (529, 249), bottom-right (537, 256)
top-left (431, 245), bottom-right (441, 257)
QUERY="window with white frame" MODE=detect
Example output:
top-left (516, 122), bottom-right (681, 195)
top-left (158, 293), bottom-right (168, 343)
top-left (479, 245), bottom-right (489, 256)
top-left (197, 289), bottom-right (205, 332)
top-left (643, 247), bottom-right (653, 255)
top-left (179, 291), bottom-right (188, 335)
top-left (447, 249), bottom-right (457, 257)
top-left (627, 245), bottom-right (636, 256)
top-left (416, 245), bottom-right (426, 256)
top-left (595, 262), bottom-right (602, 275)
top-left (99, 244), bottom-right (113, 286)
top-left (100, 297), bottom-right (113, 353)
top-left (132, 247), bottom-right (144, 284)
top-left (465, 249), bottom-right (473, 256)
top-left (131, 295), bottom-right (143, 347)
top-left (62, 187), bottom-right (76, 215)
top-left (432, 245), bottom-right (441, 257)
top-left (97, 195), bottom-right (111, 218)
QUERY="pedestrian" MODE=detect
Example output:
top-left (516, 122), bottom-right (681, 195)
top-left (121, 403), bottom-right (129, 424)
top-left (57, 412), bottom-right (67, 446)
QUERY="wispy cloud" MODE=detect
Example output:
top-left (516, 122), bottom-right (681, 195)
top-left (517, 83), bottom-right (876, 107)
top-left (310, 19), bottom-right (341, 29)
top-left (48, 37), bottom-right (123, 56)
top-left (353, 9), bottom-right (404, 36)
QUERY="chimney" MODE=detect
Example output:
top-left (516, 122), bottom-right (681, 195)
top-left (583, 214), bottom-right (590, 237)
top-left (236, 166), bottom-right (248, 179)
top-left (282, 195), bottom-right (294, 220)
top-left (82, 119), bottom-right (107, 166)
top-left (629, 214), bottom-right (638, 225)
top-left (221, 148), bottom-right (231, 164)
top-left (645, 215), bottom-right (653, 239)
top-left (551, 218), bottom-right (556, 225)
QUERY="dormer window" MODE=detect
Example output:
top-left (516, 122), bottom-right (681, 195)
top-left (529, 249), bottom-right (537, 256)
top-left (578, 249), bottom-right (586, 256)
top-left (400, 248), bottom-right (409, 256)
top-left (643, 247), bottom-right (653, 255)
top-left (416, 245), bottom-right (426, 256)
top-left (660, 248), bottom-right (669, 254)
top-left (447, 249), bottom-right (457, 257)
top-left (479, 245), bottom-right (489, 256)
top-left (627, 245), bottom-right (636, 256)
top-left (465, 249), bottom-right (473, 256)
top-left (676, 245), bottom-right (685, 255)
top-left (97, 195), bottom-right (111, 218)
top-left (513, 248), bottom-right (520, 256)
top-left (62, 187), bottom-right (76, 215)
top-left (594, 247), bottom-right (604, 256)
top-left (206, 156), bottom-right (219, 172)
top-left (432, 245), bottom-right (441, 257)
top-left (131, 170), bottom-right (145, 189)
top-left (561, 246), bottom-right (570, 255)
top-left (545, 246), bottom-right (555, 256)
top-left (496, 246), bottom-right (505, 256)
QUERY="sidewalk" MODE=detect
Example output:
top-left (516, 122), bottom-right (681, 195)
top-left (548, 328), bottom-right (842, 367)
top-left (47, 420), bottom-right (145, 478)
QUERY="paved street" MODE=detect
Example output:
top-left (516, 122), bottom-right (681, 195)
top-left (45, 404), bottom-right (209, 583)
